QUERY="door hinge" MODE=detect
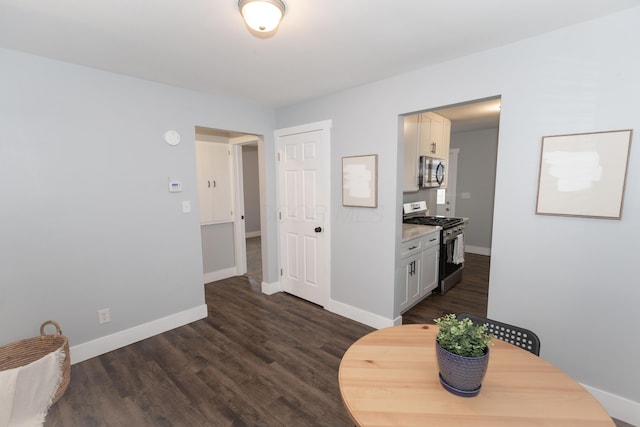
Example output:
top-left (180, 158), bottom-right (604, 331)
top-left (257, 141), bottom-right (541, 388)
top-left (280, 268), bottom-right (283, 276)
top-left (277, 152), bottom-right (281, 161)
top-left (279, 211), bottom-right (282, 220)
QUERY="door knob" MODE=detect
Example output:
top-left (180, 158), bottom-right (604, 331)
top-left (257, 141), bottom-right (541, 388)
top-left (314, 227), bottom-right (322, 233)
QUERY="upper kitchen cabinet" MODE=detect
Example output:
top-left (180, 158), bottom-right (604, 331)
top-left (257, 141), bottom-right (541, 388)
top-left (420, 112), bottom-right (451, 160)
top-left (402, 111), bottom-right (452, 192)
top-left (403, 114), bottom-right (420, 192)
top-left (195, 140), bottom-right (232, 224)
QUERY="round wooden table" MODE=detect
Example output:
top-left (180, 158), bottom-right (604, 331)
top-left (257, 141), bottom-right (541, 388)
top-left (338, 324), bottom-right (614, 426)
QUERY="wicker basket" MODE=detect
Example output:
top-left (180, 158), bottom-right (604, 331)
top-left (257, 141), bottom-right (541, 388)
top-left (0, 320), bottom-right (70, 404)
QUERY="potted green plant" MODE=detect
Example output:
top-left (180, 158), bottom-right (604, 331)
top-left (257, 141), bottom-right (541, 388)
top-left (434, 314), bottom-right (494, 397)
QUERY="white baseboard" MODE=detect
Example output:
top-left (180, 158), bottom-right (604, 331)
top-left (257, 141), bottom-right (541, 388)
top-left (245, 231), bottom-right (261, 238)
top-left (70, 304), bottom-right (208, 365)
top-left (465, 245), bottom-right (491, 256)
top-left (203, 267), bottom-right (236, 284)
top-left (327, 299), bottom-right (395, 330)
top-left (583, 383), bottom-right (640, 426)
top-left (261, 280), bottom-right (281, 295)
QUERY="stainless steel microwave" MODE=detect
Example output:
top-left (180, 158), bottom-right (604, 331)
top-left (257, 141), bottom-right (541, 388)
top-left (419, 156), bottom-right (446, 188)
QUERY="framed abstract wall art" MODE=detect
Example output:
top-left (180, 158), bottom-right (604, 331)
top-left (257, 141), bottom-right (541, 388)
top-left (342, 154), bottom-right (378, 208)
top-left (535, 129), bottom-right (632, 219)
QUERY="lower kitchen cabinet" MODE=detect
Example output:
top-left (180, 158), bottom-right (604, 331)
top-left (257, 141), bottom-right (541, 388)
top-left (399, 231), bottom-right (440, 313)
top-left (399, 252), bottom-right (422, 312)
top-left (421, 244), bottom-right (439, 295)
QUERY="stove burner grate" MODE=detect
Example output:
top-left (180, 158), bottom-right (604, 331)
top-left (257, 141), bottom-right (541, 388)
top-left (403, 216), bottom-right (463, 229)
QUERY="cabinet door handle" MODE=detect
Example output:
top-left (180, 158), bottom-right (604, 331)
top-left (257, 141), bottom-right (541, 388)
top-left (213, 180), bottom-right (216, 188)
top-left (429, 238), bottom-right (436, 242)
top-left (409, 245), bottom-right (418, 250)
top-left (208, 180), bottom-right (210, 188)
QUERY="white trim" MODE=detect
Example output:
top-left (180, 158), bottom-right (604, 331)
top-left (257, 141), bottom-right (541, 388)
top-left (465, 245), bottom-right (491, 256)
top-left (70, 304), bottom-right (207, 364)
top-left (261, 280), bottom-right (281, 295)
top-left (245, 230), bottom-right (261, 238)
top-left (274, 120), bottom-right (332, 307)
top-left (327, 299), bottom-right (395, 330)
top-left (203, 267), bottom-right (236, 284)
top-left (231, 144), bottom-right (247, 276)
top-left (583, 384), bottom-right (640, 426)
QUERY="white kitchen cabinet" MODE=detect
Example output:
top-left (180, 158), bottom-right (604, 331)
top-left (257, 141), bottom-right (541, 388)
top-left (195, 140), bottom-right (232, 224)
top-left (403, 112), bottom-right (451, 192)
top-left (420, 112), bottom-right (451, 160)
top-left (402, 114), bottom-right (420, 192)
top-left (399, 230), bottom-right (440, 313)
top-left (421, 244), bottom-right (439, 295)
top-left (399, 252), bottom-right (422, 313)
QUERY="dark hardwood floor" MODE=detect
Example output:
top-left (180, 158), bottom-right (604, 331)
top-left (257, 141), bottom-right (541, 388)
top-left (45, 254), bottom-right (633, 426)
top-left (45, 276), bottom-right (374, 426)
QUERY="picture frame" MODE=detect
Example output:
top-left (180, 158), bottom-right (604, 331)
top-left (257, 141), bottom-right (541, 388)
top-left (535, 129), bottom-right (632, 219)
top-left (342, 154), bottom-right (378, 208)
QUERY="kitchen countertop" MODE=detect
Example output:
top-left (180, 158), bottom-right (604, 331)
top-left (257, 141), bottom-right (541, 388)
top-left (402, 223), bottom-right (440, 242)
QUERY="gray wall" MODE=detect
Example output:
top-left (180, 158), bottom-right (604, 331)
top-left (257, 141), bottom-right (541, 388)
top-left (242, 145), bottom-right (261, 235)
top-left (0, 47), bottom-right (277, 348)
top-left (200, 223), bottom-right (235, 275)
top-left (450, 128), bottom-right (499, 253)
top-left (275, 7), bottom-right (640, 415)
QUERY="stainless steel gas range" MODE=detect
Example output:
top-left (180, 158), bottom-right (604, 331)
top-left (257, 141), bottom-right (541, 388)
top-left (403, 201), bottom-right (467, 294)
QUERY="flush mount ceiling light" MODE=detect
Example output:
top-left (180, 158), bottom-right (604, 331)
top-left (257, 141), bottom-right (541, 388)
top-left (238, 0), bottom-right (285, 33)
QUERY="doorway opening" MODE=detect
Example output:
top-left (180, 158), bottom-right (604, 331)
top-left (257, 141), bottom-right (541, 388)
top-left (400, 96), bottom-right (501, 319)
top-left (194, 126), bottom-right (264, 286)
top-left (241, 143), bottom-right (263, 283)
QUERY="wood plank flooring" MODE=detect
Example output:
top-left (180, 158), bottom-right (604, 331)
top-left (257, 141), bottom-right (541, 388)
top-left (45, 254), bottom-right (633, 426)
top-left (45, 276), bottom-right (374, 426)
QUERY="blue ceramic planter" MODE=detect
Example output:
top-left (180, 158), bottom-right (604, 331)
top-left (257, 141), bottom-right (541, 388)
top-left (436, 340), bottom-right (490, 397)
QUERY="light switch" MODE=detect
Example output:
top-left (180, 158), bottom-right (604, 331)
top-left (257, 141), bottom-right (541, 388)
top-left (182, 200), bottom-right (191, 213)
top-left (461, 192), bottom-right (471, 200)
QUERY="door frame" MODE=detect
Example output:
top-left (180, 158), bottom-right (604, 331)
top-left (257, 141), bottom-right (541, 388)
top-left (230, 135), bottom-right (262, 279)
top-left (274, 120), bottom-right (332, 306)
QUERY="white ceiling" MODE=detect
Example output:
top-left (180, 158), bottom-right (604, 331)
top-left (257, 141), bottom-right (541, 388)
top-left (1, 0), bottom-right (638, 111)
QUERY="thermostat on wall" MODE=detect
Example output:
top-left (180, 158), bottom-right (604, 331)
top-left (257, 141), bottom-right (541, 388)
top-left (168, 181), bottom-right (182, 192)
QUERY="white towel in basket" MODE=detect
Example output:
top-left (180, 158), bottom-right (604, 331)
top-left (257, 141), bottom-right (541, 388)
top-left (0, 348), bottom-right (65, 427)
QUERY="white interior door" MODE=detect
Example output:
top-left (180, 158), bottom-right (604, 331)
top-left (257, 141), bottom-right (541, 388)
top-left (277, 128), bottom-right (328, 306)
top-left (437, 148), bottom-right (459, 216)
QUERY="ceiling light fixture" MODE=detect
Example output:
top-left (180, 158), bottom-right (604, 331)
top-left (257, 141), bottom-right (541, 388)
top-left (238, 0), bottom-right (286, 33)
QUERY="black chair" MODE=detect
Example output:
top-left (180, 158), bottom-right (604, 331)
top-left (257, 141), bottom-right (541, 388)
top-left (456, 313), bottom-right (541, 356)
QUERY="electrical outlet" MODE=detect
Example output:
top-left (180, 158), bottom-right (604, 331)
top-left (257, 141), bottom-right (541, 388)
top-left (98, 308), bottom-right (111, 324)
